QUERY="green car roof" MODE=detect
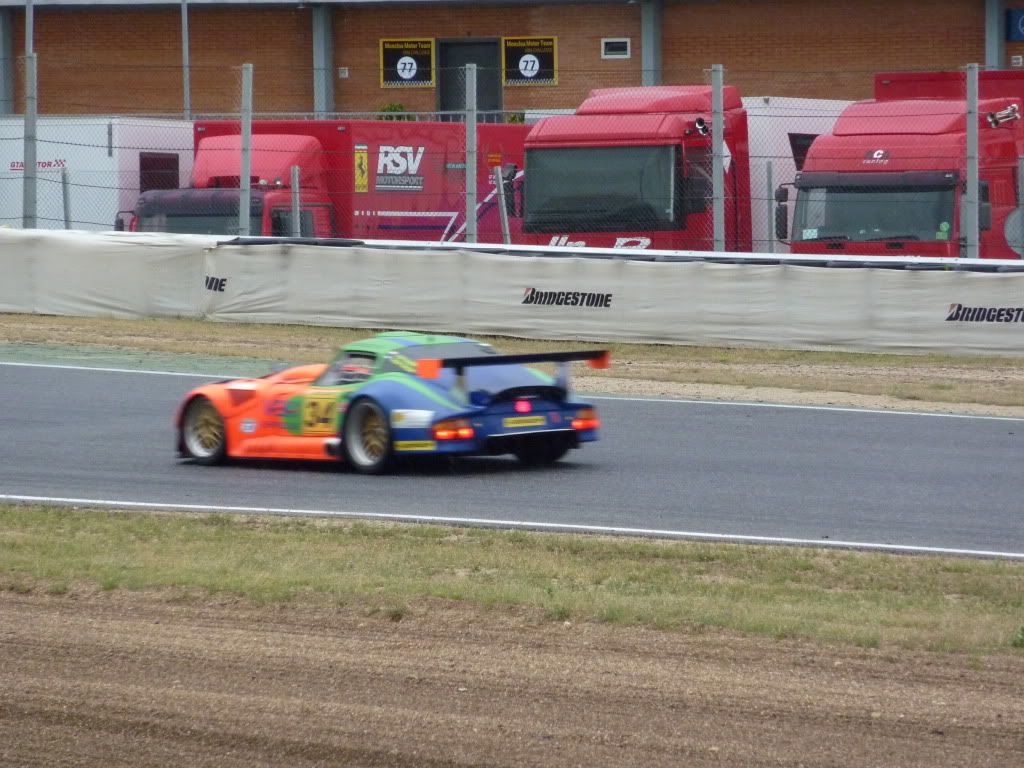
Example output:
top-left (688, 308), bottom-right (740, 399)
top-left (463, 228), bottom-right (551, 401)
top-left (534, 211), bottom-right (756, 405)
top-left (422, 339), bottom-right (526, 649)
top-left (340, 331), bottom-right (476, 357)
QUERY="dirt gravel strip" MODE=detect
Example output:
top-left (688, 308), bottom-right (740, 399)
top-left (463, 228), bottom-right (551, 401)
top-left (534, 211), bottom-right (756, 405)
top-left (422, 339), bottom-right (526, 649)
top-left (1, 589), bottom-right (1022, 768)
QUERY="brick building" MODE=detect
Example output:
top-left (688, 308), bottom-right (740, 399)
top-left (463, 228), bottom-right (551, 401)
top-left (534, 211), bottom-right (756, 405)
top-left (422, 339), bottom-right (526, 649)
top-left (0, 0), bottom-right (1019, 116)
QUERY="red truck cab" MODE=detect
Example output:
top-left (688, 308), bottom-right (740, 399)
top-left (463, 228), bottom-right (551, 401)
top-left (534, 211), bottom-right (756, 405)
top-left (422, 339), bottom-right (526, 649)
top-left (513, 86), bottom-right (752, 251)
top-left (783, 71), bottom-right (1024, 260)
top-left (134, 133), bottom-right (337, 237)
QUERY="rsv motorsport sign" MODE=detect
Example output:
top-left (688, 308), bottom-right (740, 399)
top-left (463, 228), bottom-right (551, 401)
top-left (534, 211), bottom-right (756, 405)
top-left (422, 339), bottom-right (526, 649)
top-left (381, 39), bottom-right (435, 87)
top-left (376, 145), bottom-right (426, 191)
top-left (503, 37), bottom-right (557, 86)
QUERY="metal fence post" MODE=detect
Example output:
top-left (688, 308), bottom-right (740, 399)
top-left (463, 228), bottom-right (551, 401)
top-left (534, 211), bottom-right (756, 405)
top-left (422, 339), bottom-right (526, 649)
top-left (181, 0), bottom-right (191, 120)
top-left (22, 52), bottom-right (37, 229)
top-left (61, 168), bottom-right (71, 229)
top-left (494, 166), bottom-right (511, 244)
top-left (1017, 157), bottom-right (1024, 256)
top-left (711, 63), bottom-right (725, 252)
top-left (239, 63), bottom-right (253, 237)
top-left (964, 63), bottom-right (980, 259)
top-left (465, 63), bottom-right (478, 244)
top-left (291, 164), bottom-right (301, 237)
top-left (766, 160), bottom-right (775, 254)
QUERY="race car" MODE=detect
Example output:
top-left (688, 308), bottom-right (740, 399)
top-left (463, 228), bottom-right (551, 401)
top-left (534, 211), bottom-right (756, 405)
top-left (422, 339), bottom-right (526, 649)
top-left (176, 331), bottom-right (610, 474)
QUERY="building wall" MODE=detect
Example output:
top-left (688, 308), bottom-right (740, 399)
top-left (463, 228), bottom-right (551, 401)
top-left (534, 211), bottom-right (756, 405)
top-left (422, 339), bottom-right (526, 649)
top-left (1, 1), bottom-right (1003, 115)
top-left (10, 6), bottom-right (313, 114)
top-left (333, 4), bottom-right (641, 114)
top-left (663, 0), bottom-right (987, 100)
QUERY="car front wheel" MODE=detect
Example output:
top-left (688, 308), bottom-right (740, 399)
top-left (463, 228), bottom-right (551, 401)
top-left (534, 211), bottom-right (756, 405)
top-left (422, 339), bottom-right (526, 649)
top-left (343, 398), bottom-right (393, 474)
top-left (181, 396), bottom-right (227, 465)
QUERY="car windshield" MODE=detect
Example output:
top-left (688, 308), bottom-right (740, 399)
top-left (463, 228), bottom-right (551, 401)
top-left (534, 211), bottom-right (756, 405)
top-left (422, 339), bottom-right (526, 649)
top-left (792, 185), bottom-right (956, 242)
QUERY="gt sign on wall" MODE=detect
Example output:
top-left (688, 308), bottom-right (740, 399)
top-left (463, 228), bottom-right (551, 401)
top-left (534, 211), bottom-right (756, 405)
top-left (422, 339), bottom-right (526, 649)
top-left (380, 39), bottom-right (435, 87)
top-left (502, 37), bottom-right (557, 86)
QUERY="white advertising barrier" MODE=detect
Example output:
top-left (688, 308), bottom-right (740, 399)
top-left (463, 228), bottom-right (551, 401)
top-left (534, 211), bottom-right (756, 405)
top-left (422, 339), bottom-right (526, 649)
top-left (2, 230), bottom-right (1023, 356)
top-left (202, 243), bottom-right (1024, 356)
top-left (203, 242), bottom-right (469, 330)
top-left (0, 228), bottom-right (215, 317)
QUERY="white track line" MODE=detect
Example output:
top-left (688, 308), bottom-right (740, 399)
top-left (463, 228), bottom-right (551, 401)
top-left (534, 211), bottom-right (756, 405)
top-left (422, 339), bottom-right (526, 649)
top-left (0, 360), bottom-right (225, 378)
top-left (588, 394), bottom-right (1024, 421)
top-left (3, 359), bottom-right (1024, 421)
top-left (2, 494), bottom-right (1022, 560)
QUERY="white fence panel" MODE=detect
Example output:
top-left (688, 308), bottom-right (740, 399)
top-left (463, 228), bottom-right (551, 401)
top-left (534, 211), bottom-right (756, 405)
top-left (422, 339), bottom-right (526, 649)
top-left (1, 230), bottom-right (1022, 357)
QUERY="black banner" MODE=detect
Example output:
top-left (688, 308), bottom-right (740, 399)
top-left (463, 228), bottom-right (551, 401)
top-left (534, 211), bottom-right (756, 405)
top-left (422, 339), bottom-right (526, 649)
top-left (502, 37), bottom-right (557, 86)
top-left (380, 39), bottom-right (435, 87)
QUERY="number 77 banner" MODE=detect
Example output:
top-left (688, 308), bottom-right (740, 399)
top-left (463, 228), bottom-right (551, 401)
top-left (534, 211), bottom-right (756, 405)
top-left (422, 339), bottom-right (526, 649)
top-left (502, 37), bottom-right (557, 86)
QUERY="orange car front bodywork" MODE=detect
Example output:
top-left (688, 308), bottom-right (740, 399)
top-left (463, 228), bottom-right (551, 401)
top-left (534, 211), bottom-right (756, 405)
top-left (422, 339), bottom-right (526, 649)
top-left (176, 363), bottom-right (353, 460)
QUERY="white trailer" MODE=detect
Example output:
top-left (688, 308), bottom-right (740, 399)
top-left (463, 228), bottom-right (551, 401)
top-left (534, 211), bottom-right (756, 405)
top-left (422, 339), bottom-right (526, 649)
top-left (0, 116), bottom-right (193, 231)
top-left (744, 96), bottom-right (851, 253)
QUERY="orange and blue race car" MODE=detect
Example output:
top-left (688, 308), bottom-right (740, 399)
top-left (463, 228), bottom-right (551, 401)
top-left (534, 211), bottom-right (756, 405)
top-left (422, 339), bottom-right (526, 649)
top-left (176, 331), bottom-right (610, 474)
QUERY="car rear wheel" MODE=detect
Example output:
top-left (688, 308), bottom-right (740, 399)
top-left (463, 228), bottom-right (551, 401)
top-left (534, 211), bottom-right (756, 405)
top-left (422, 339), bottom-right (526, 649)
top-left (181, 396), bottom-right (227, 465)
top-left (514, 436), bottom-right (571, 467)
top-left (343, 398), bottom-right (393, 474)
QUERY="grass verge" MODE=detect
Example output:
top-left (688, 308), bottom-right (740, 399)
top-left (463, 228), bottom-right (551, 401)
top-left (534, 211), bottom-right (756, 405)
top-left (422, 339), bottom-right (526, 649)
top-left (2, 504), bottom-right (1023, 655)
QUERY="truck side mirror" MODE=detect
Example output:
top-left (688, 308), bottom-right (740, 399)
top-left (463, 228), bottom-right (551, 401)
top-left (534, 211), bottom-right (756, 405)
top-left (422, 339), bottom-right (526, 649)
top-left (979, 201), bottom-right (992, 231)
top-left (684, 174), bottom-right (711, 214)
top-left (502, 164), bottom-right (520, 218)
top-left (774, 185), bottom-right (789, 203)
top-left (775, 202), bottom-right (789, 240)
top-left (979, 181), bottom-right (991, 231)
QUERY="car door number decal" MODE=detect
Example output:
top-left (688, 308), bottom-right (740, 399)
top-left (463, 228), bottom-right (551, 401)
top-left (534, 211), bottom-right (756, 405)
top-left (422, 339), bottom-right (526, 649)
top-left (303, 393), bottom-right (339, 435)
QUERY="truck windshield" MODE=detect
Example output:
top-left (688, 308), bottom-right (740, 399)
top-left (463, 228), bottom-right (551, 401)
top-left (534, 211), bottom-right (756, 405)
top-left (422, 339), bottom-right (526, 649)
top-left (523, 146), bottom-right (679, 233)
top-left (136, 213), bottom-right (262, 235)
top-left (792, 185), bottom-right (956, 242)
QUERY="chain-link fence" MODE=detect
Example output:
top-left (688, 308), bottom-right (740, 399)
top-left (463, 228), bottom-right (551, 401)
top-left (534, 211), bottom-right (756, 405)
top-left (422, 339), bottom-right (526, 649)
top-left (2, 58), bottom-right (1013, 258)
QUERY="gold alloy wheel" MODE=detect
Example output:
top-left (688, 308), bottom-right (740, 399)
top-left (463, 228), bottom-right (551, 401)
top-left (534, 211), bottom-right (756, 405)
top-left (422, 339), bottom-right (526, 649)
top-left (360, 408), bottom-right (387, 462)
top-left (344, 399), bottom-right (393, 473)
top-left (184, 398), bottom-right (225, 460)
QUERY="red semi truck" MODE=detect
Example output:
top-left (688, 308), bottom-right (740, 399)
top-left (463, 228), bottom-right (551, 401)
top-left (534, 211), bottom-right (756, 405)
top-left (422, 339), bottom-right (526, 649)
top-left (125, 85), bottom-right (757, 250)
top-left (129, 120), bottom-right (530, 241)
top-left (778, 70), bottom-right (1024, 260)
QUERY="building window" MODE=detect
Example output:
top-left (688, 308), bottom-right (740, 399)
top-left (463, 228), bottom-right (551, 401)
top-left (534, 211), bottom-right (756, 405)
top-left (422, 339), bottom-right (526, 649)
top-left (601, 38), bottom-right (631, 60)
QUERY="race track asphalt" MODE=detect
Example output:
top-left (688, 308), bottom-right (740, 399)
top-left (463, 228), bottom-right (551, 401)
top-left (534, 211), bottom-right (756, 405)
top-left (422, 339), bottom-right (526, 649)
top-left (1, 363), bottom-right (1021, 555)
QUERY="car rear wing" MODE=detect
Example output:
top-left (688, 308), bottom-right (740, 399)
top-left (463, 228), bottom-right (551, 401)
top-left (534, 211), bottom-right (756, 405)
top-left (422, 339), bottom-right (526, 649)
top-left (416, 350), bottom-right (609, 378)
top-left (416, 349), bottom-right (610, 395)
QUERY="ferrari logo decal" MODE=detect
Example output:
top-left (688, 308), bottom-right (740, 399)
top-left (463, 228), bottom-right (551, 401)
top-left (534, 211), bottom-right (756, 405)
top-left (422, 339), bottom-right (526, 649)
top-left (355, 144), bottom-right (369, 193)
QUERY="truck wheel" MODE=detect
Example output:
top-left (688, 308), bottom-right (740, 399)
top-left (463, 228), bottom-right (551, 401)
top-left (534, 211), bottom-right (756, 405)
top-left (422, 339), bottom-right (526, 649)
top-left (181, 396), bottom-right (227, 465)
top-left (343, 398), bottom-right (394, 474)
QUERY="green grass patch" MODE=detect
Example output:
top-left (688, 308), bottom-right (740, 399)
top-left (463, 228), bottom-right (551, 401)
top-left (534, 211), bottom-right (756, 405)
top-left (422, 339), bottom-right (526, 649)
top-left (2, 504), bottom-right (1023, 654)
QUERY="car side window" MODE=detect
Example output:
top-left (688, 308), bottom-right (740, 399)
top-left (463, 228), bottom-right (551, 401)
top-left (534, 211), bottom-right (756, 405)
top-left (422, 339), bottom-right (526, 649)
top-left (318, 352), bottom-right (377, 386)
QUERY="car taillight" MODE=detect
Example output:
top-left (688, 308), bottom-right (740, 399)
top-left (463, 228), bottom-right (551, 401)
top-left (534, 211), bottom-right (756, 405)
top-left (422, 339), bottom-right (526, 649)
top-left (514, 399), bottom-right (532, 414)
top-left (571, 408), bottom-right (600, 431)
top-left (433, 418), bottom-right (475, 440)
